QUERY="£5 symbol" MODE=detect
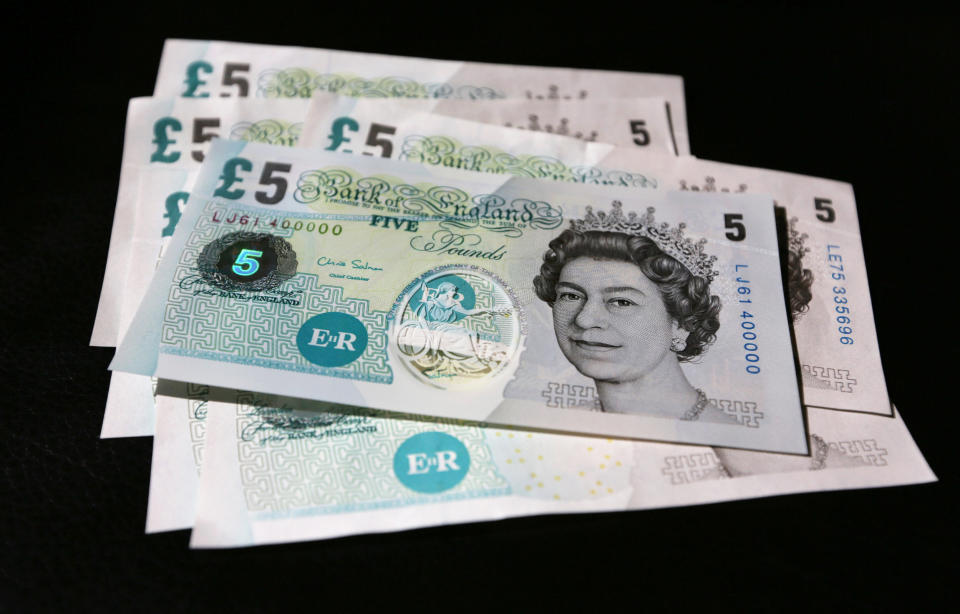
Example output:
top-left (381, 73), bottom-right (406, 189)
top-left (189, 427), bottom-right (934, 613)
top-left (151, 117), bottom-right (222, 164)
top-left (213, 157), bottom-right (292, 204)
top-left (326, 116), bottom-right (359, 152)
top-left (183, 61), bottom-right (213, 97)
top-left (151, 117), bottom-right (182, 163)
top-left (296, 313), bottom-right (368, 367)
top-left (326, 116), bottom-right (397, 157)
top-left (393, 432), bottom-right (471, 494)
top-left (183, 61), bottom-right (250, 98)
top-left (161, 192), bottom-right (189, 237)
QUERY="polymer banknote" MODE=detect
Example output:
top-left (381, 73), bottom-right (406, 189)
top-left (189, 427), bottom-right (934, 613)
top-left (92, 98), bottom-right (311, 437)
top-left (176, 384), bottom-right (931, 547)
top-left (95, 96), bottom-right (680, 438)
top-left (152, 39), bottom-right (690, 152)
top-left (92, 97), bottom-right (310, 347)
top-left (93, 95), bottom-right (678, 345)
top-left (300, 94), bottom-right (650, 181)
top-left (306, 92), bottom-right (682, 154)
top-left (113, 139), bottom-right (807, 451)
top-left (297, 100), bottom-right (891, 415)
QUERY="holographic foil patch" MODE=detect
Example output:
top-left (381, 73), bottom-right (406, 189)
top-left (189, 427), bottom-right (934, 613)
top-left (198, 231), bottom-right (298, 291)
top-left (392, 266), bottom-right (523, 390)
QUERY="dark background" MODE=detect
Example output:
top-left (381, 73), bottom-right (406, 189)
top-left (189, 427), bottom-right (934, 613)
top-left (3, 4), bottom-right (954, 611)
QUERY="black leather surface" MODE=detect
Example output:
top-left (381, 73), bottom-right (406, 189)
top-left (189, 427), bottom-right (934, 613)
top-left (3, 5), bottom-right (952, 610)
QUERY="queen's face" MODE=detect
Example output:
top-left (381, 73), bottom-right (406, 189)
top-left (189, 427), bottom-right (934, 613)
top-left (552, 257), bottom-right (674, 383)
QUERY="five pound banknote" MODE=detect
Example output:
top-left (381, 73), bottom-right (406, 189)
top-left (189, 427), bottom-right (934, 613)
top-left (297, 98), bottom-right (893, 416)
top-left (87, 40), bottom-right (933, 549)
top-left (112, 139), bottom-right (807, 452)
top-left (152, 39), bottom-right (691, 152)
top-left (92, 97), bottom-right (311, 437)
top-left (182, 386), bottom-right (932, 547)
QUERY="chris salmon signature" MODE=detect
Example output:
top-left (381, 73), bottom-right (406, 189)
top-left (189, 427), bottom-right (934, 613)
top-left (316, 255), bottom-right (384, 272)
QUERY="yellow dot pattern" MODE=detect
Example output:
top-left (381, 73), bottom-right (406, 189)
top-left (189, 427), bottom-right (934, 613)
top-left (491, 431), bottom-right (633, 501)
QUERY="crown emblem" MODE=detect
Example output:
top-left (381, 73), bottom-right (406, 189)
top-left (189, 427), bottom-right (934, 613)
top-left (570, 201), bottom-right (719, 281)
top-left (504, 114), bottom-right (599, 142)
top-left (525, 84), bottom-right (588, 100)
top-left (788, 217), bottom-right (809, 258)
top-left (679, 176), bottom-right (748, 193)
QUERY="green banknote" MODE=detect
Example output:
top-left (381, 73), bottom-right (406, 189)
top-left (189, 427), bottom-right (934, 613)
top-left (93, 97), bottom-right (311, 438)
top-left (183, 388), bottom-right (931, 547)
top-left (152, 39), bottom-right (691, 153)
top-left (114, 140), bottom-right (806, 452)
top-left (305, 91), bottom-right (683, 154)
top-left (148, 380), bottom-right (934, 540)
top-left (93, 97), bottom-right (310, 347)
top-left (297, 98), bottom-right (892, 416)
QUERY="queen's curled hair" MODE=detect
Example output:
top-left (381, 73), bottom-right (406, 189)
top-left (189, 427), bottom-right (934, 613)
top-left (533, 228), bottom-right (721, 360)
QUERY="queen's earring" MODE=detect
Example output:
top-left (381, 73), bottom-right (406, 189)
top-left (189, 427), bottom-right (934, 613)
top-left (670, 320), bottom-right (686, 353)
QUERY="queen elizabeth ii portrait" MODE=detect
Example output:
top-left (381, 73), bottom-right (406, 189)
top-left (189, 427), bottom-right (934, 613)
top-left (533, 201), bottom-right (730, 422)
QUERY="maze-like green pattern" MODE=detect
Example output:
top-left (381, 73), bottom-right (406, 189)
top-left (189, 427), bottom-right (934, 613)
top-left (233, 394), bottom-right (511, 515)
top-left (160, 201), bottom-right (392, 383)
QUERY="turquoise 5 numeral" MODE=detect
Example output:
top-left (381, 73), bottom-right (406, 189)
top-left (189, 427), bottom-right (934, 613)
top-left (213, 157), bottom-right (253, 200)
top-left (151, 117), bottom-right (182, 163)
top-left (232, 249), bottom-right (263, 276)
top-left (161, 191), bottom-right (189, 237)
top-left (326, 116), bottom-right (359, 151)
top-left (183, 61), bottom-right (213, 98)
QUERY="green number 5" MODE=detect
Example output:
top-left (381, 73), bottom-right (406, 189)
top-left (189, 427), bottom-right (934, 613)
top-left (232, 249), bottom-right (263, 277)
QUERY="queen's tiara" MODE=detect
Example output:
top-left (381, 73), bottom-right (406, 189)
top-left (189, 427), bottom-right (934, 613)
top-left (569, 201), bottom-right (719, 282)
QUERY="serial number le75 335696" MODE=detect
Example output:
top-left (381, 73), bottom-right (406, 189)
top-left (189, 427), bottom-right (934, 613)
top-left (827, 244), bottom-right (855, 345)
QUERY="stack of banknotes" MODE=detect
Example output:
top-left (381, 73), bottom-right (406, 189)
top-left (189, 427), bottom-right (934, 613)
top-left (92, 39), bottom-right (935, 548)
